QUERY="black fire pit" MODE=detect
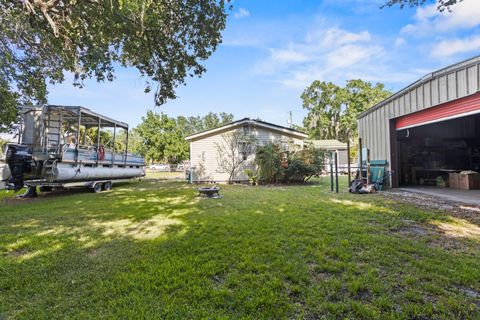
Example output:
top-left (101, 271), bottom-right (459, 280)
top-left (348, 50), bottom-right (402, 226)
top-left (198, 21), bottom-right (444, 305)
top-left (196, 186), bottom-right (222, 199)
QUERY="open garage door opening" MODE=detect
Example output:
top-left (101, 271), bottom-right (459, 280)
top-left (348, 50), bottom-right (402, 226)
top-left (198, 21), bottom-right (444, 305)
top-left (396, 114), bottom-right (480, 188)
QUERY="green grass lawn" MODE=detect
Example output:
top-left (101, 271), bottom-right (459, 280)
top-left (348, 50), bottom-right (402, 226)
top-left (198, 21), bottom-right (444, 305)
top-left (145, 170), bottom-right (186, 180)
top-left (0, 176), bottom-right (479, 319)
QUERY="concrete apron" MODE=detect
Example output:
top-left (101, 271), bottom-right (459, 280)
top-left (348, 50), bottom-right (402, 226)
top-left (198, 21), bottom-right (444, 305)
top-left (399, 187), bottom-right (480, 206)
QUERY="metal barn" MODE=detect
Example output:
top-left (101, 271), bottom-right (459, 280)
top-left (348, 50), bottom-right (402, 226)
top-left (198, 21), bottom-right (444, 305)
top-left (358, 55), bottom-right (480, 189)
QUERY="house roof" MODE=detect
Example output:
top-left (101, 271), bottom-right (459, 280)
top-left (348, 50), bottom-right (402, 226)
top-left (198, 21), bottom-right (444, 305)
top-left (306, 139), bottom-right (347, 150)
top-left (185, 118), bottom-right (308, 141)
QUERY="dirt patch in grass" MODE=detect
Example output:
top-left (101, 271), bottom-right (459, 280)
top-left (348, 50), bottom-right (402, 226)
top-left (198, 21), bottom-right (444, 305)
top-left (2, 188), bottom-right (92, 205)
top-left (2, 196), bottom-right (38, 206)
top-left (457, 286), bottom-right (480, 299)
top-left (382, 191), bottom-right (480, 252)
top-left (5, 248), bottom-right (30, 258)
top-left (382, 190), bottom-right (480, 225)
top-left (210, 274), bottom-right (228, 291)
top-left (307, 262), bottom-right (334, 283)
top-left (397, 224), bottom-right (431, 237)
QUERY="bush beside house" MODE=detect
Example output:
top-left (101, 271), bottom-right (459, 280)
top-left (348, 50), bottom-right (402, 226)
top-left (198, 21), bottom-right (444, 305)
top-left (252, 143), bottom-right (325, 184)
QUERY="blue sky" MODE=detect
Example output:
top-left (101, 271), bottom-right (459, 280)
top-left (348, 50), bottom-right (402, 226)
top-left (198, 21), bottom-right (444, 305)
top-left (47, 0), bottom-right (480, 129)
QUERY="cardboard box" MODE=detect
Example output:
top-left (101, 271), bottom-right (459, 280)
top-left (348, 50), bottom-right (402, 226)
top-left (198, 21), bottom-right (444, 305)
top-left (449, 172), bottom-right (480, 190)
top-left (449, 173), bottom-right (459, 189)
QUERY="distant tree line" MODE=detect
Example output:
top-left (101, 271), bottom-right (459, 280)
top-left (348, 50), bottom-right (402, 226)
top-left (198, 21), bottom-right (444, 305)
top-left (131, 79), bottom-right (392, 164)
top-left (133, 111), bottom-right (234, 164)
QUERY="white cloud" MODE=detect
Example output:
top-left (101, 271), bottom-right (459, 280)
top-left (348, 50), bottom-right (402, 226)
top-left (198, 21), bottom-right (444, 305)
top-left (394, 37), bottom-right (406, 47)
top-left (255, 26), bottom-right (390, 88)
top-left (265, 27), bottom-right (375, 67)
top-left (270, 48), bottom-right (310, 63)
top-left (222, 34), bottom-right (263, 47)
top-left (317, 29), bottom-right (371, 47)
top-left (401, 0), bottom-right (480, 36)
top-left (234, 8), bottom-right (250, 19)
top-left (325, 44), bottom-right (383, 70)
top-left (431, 35), bottom-right (480, 58)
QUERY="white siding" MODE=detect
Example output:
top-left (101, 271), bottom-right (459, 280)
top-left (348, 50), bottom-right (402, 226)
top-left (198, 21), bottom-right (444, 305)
top-left (189, 125), bottom-right (304, 183)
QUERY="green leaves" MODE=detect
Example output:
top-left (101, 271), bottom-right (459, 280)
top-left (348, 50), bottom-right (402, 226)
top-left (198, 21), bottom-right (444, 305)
top-left (301, 80), bottom-right (391, 142)
top-left (382, 0), bottom-right (461, 12)
top-left (255, 143), bottom-right (325, 183)
top-left (255, 143), bottom-right (283, 183)
top-left (135, 111), bottom-right (234, 163)
top-left (0, 0), bottom-right (229, 130)
top-left (0, 79), bottom-right (19, 133)
top-left (135, 111), bottom-right (188, 164)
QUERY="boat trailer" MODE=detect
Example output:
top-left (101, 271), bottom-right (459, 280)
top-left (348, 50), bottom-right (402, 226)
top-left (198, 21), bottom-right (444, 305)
top-left (1, 105), bottom-right (145, 197)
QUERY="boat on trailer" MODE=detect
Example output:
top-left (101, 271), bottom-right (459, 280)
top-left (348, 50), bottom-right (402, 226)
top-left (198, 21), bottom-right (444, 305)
top-left (0, 105), bottom-right (145, 196)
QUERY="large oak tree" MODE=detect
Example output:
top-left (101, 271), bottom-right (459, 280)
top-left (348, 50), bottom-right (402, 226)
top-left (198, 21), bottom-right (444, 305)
top-left (0, 0), bottom-right (229, 132)
top-left (301, 80), bottom-right (391, 143)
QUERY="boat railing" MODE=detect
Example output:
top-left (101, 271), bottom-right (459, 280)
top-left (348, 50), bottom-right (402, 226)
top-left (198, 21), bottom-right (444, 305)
top-left (60, 144), bottom-right (144, 166)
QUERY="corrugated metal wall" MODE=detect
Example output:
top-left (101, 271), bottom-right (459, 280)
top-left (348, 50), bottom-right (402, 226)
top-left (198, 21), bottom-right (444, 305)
top-left (358, 57), bottom-right (480, 182)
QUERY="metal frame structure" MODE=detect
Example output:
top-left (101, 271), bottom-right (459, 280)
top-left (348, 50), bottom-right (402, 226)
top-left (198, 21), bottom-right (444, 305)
top-left (1, 105), bottom-right (145, 195)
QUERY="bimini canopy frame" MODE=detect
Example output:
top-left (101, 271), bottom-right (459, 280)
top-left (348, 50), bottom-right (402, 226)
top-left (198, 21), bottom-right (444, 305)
top-left (38, 105), bottom-right (132, 166)
top-left (47, 105), bottom-right (128, 130)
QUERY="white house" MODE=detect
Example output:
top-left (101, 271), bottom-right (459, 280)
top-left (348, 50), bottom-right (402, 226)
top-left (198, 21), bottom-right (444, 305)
top-left (185, 118), bottom-right (308, 183)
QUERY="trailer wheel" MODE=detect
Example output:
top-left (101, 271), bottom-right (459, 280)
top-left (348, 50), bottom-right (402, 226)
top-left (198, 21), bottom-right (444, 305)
top-left (39, 186), bottom-right (53, 192)
top-left (92, 183), bottom-right (103, 193)
top-left (102, 181), bottom-right (112, 191)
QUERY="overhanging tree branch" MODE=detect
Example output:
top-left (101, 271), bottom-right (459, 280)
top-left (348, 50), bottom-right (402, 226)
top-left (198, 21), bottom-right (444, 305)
top-left (0, 0), bottom-right (229, 131)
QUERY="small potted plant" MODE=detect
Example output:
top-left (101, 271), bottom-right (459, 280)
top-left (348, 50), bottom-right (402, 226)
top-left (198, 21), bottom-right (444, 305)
top-left (244, 169), bottom-right (259, 186)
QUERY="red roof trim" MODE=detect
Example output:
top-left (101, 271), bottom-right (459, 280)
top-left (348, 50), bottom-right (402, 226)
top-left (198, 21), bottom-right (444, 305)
top-left (396, 92), bottom-right (480, 130)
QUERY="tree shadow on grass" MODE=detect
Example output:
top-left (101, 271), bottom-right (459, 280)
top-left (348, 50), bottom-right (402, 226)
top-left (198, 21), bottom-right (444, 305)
top-left (0, 179), bottom-right (202, 262)
top-left (0, 179), bottom-right (209, 317)
top-left (0, 179), bottom-right (479, 319)
top-left (325, 193), bottom-right (480, 250)
top-left (298, 195), bottom-right (480, 319)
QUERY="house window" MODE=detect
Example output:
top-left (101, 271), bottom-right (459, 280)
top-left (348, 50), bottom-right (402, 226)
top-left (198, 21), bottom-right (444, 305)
top-left (239, 142), bottom-right (251, 160)
top-left (243, 124), bottom-right (250, 135)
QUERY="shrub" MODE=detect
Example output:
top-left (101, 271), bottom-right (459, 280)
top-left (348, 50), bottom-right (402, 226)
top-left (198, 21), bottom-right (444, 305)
top-left (255, 143), bottom-right (283, 183)
top-left (244, 169), bottom-right (259, 185)
top-left (254, 143), bottom-right (325, 184)
top-left (283, 147), bottom-right (325, 183)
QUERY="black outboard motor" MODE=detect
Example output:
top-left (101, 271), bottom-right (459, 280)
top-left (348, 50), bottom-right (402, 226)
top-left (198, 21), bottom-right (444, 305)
top-left (5, 144), bottom-right (33, 192)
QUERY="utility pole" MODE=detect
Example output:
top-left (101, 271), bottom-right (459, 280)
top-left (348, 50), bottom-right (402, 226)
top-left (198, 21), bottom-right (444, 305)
top-left (287, 111), bottom-right (293, 128)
